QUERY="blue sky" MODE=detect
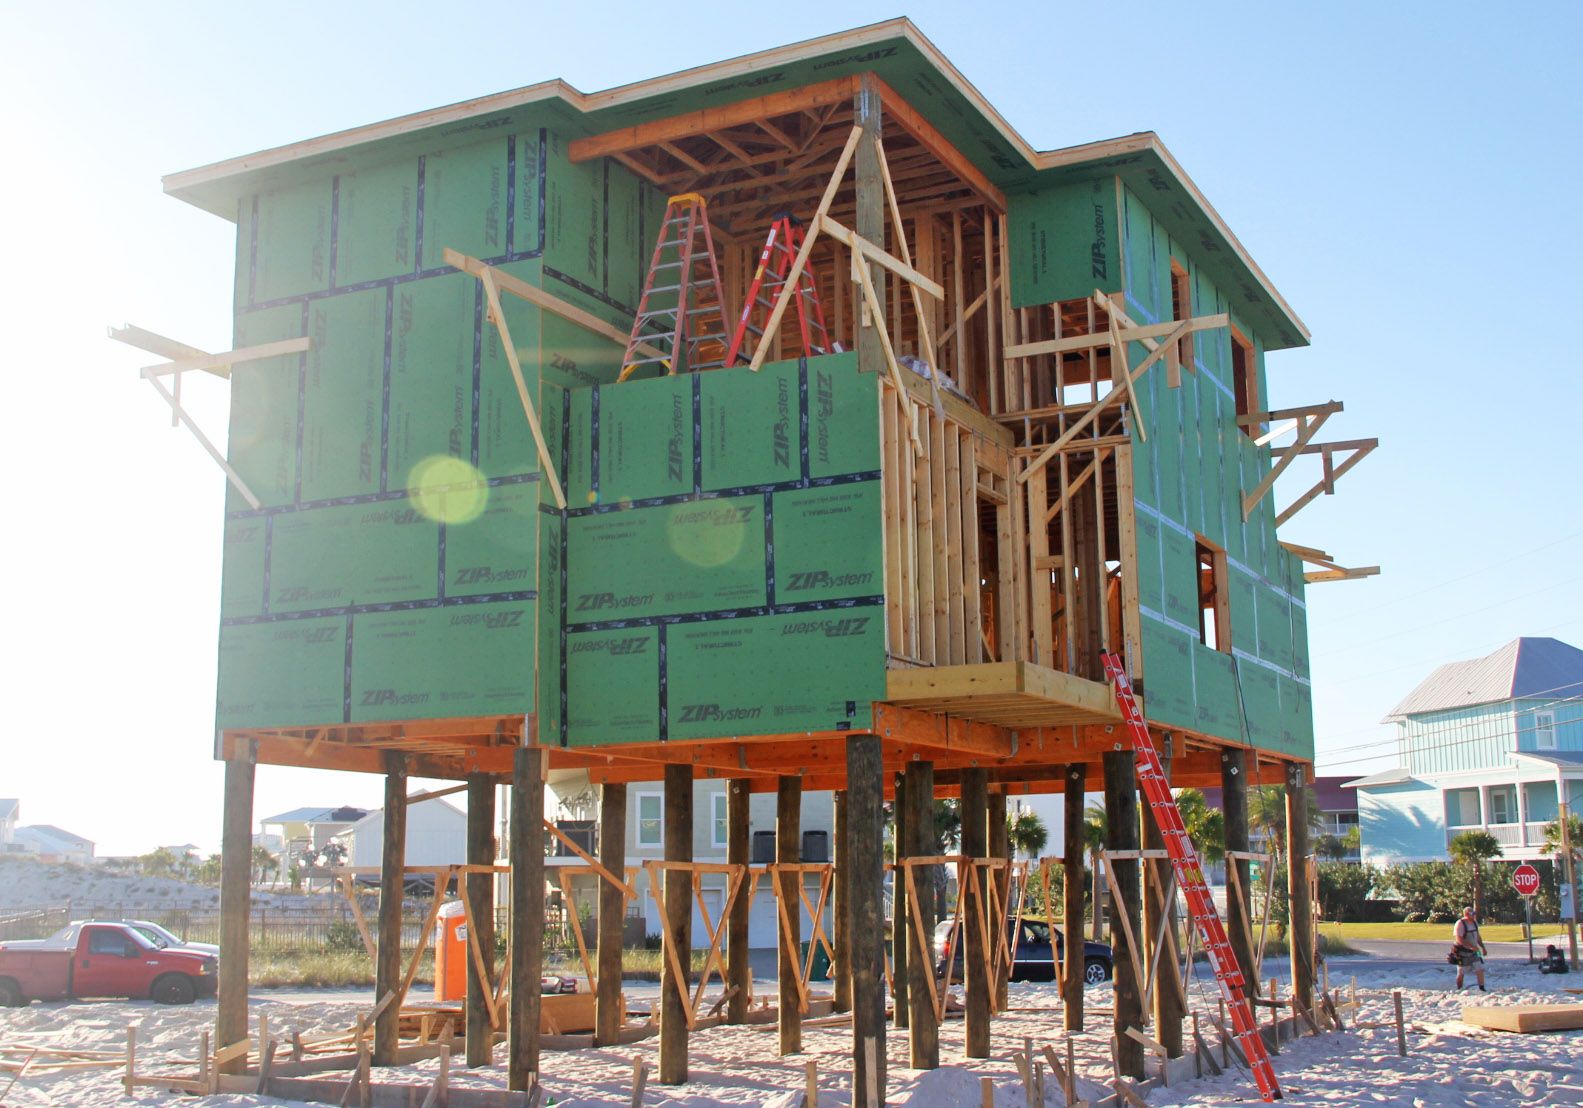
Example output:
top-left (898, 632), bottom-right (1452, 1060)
top-left (4, 1), bottom-right (1579, 853)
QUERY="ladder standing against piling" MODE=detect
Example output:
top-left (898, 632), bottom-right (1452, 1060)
top-left (620, 192), bottom-right (730, 381)
top-left (1101, 651), bottom-right (1283, 1103)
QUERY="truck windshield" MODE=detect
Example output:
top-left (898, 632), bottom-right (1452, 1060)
top-left (128, 926), bottom-right (170, 948)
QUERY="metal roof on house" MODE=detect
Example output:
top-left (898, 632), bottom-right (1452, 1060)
top-left (260, 806), bottom-right (368, 825)
top-left (1340, 767), bottom-right (1414, 789)
top-left (1384, 637), bottom-right (1583, 722)
top-left (14, 825), bottom-right (94, 850)
top-left (1512, 750), bottom-right (1583, 769)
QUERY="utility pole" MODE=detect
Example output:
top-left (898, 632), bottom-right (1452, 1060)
top-left (1560, 800), bottom-right (1580, 971)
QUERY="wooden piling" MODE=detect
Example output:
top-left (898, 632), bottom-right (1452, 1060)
top-left (1063, 762), bottom-right (1087, 1032)
top-left (659, 765), bottom-right (693, 1084)
top-left (727, 778), bottom-right (753, 1023)
top-left (905, 760), bottom-right (939, 1069)
top-left (847, 732), bottom-right (887, 1108)
top-left (1220, 749), bottom-right (1258, 994)
top-left (596, 782), bottom-right (627, 1046)
top-left (1142, 740), bottom-right (1183, 1056)
top-left (216, 742), bottom-right (255, 1075)
top-left (961, 766), bottom-right (990, 1059)
top-left (373, 753), bottom-right (408, 1066)
top-left (508, 744), bottom-right (544, 1092)
top-left (832, 788), bottom-right (852, 1015)
top-left (777, 774), bottom-right (802, 1056)
top-left (892, 771), bottom-right (910, 1030)
top-left (465, 773), bottom-right (496, 1067)
top-left (1286, 762), bottom-right (1316, 1020)
top-left (1103, 748), bottom-right (1143, 1079)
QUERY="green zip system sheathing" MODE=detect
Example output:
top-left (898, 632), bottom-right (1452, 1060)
top-left (1007, 177), bottom-right (1312, 758)
top-left (1116, 184), bottom-right (1311, 759)
top-left (538, 352), bottom-right (887, 748)
top-left (216, 120), bottom-right (664, 733)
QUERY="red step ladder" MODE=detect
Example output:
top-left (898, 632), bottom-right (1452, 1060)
top-left (620, 193), bottom-right (730, 382)
top-left (1101, 651), bottom-right (1282, 1103)
top-left (723, 213), bottom-right (833, 367)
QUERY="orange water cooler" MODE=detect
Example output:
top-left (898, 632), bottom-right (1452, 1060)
top-left (433, 901), bottom-right (468, 1001)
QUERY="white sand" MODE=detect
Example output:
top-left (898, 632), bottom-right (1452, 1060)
top-left (2, 959), bottom-right (1580, 1106)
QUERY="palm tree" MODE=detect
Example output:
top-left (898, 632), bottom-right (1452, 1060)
top-left (1247, 785), bottom-right (1323, 863)
top-left (1007, 810), bottom-right (1049, 860)
top-left (922, 800), bottom-right (962, 925)
top-left (1449, 830), bottom-right (1503, 919)
top-left (1175, 788), bottom-right (1225, 867)
top-left (251, 844), bottom-right (279, 886)
top-left (1542, 814), bottom-right (1583, 863)
top-left (1249, 786), bottom-right (1290, 861)
top-left (1084, 803), bottom-right (1107, 940)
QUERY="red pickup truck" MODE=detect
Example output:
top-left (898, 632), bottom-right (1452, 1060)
top-left (0, 921), bottom-right (217, 1006)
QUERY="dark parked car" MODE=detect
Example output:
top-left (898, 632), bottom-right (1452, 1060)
top-left (934, 917), bottom-right (1113, 985)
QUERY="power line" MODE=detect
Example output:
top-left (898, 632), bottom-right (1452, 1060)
top-left (1315, 615), bottom-right (1583, 689)
top-left (1318, 696), bottom-right (1583, 772)
top-left (1321, 526), bottom-right (1583, 627)
top-left (1313, 574), bottom-right (1583, 661)
top-left (1316, 681), bottom-right (1583, 760)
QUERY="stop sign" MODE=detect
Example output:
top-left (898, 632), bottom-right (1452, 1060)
top-left (1513, 863), bottom-right (1542, 897)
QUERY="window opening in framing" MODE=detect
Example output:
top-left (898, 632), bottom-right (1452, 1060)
top-left (1232, 328), bottom-right (1259, 438)
top-left (1170, 261), bottom-right (1194, 370)
top-left (1055, 296), bottom-right (1112, 407)
top-left (1196, 537), bottom-right (1230, 653)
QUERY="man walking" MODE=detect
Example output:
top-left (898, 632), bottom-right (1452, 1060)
top-left (1453, 905), bottom-right (1488, 992)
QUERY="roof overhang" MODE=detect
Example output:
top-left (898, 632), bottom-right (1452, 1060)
top-left (161, 18), bottom-right (1308, 348)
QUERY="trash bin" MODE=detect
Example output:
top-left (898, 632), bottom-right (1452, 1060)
top-left (800, 940), bottom-right (832, 982)
top-left (434, 901), bottom-right (468, 1002)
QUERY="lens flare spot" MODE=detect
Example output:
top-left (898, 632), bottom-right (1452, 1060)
top-left (666, 502), bottom-right (748, 568)
top-left (407, 455), bottom-right (488, 525)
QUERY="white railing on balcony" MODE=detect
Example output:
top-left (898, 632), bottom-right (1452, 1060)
top-left (1447, 823), bottom-right (1524, 849)
top-left (1526, 822), bottom-right (1552, 847)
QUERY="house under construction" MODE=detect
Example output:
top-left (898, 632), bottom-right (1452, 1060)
top-left (126, 18), bottom-right (1376, 1105)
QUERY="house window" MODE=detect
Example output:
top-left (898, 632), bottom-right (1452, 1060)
top-left (1170, 260), bottom-right (1195, 370)
top-left (636, 793), bottom-right (662, 848)
top-left (1536, 711), bottom-right (1557, 750)
top-left (1195, 537), bottom-right (1230, 652)
top-left (711, 792), bottom-right (729, 849)
top-left (1231, 329), bottom-right (1259, 438)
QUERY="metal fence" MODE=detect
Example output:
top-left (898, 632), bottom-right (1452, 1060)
top-left (0, 902), bottom-right (511, 954)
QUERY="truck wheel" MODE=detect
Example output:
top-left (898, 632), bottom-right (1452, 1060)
top-left (152, 974), bottom-right (196, 1005)
top-left (0, 977), bottom-right (24, 1007)
top-left (1084, 959), bottom-right (1109, 985)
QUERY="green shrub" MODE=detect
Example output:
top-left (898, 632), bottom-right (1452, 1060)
top-left (325, 920), bottom-right (366, 952)
top-left (1316, 862), bottom-right (1380, 922)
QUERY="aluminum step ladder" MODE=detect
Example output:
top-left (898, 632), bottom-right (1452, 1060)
top-left (619, 192), bottom-right (730, 382)
top-left (1101, 651), bottom-right (1283, 1102)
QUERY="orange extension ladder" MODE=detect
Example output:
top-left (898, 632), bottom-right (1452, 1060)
top-left (723, 212), bottom-right (833, 366)
top-left (620, 192), bottom-right (731, 381)
top-left (1101, 651), bottom-right (1283, 1103)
